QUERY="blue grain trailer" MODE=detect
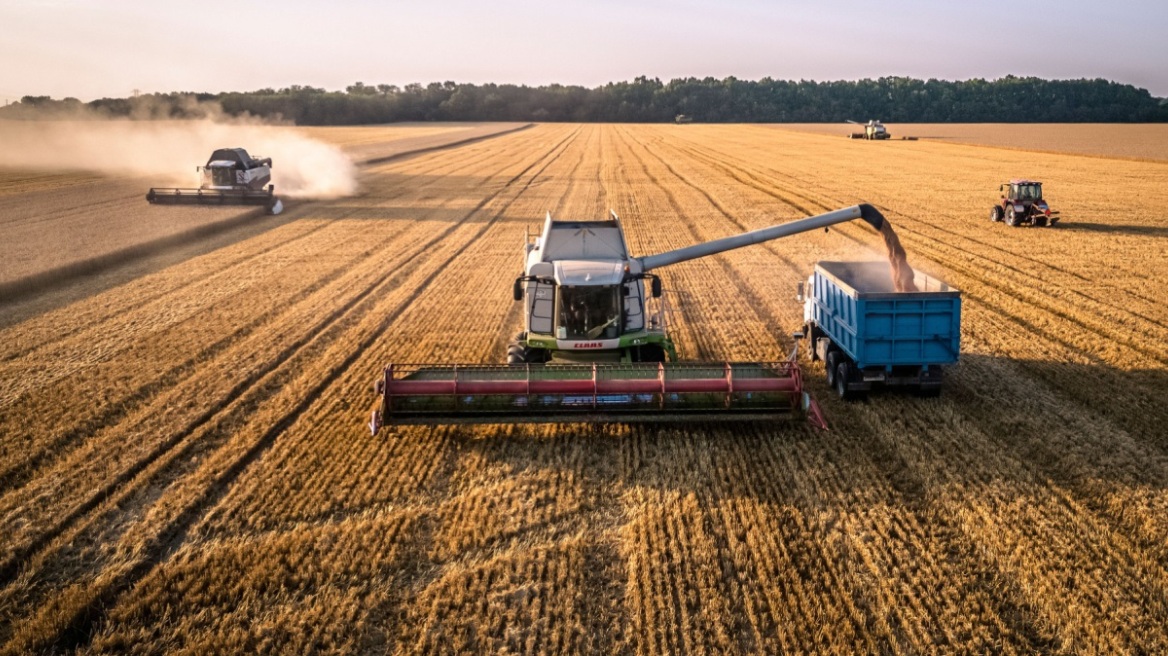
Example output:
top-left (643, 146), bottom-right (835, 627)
top-left (799, 261), bottom-right (961, 399)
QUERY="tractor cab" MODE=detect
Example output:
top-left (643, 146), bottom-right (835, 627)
top-left (1001, 181), bottom-right (1043, 204)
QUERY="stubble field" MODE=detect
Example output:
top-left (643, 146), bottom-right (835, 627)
top-left (1, 122), bottom-right (1167, 654)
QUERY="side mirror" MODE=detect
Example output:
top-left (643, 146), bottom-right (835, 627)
top-left (650, 277), bottom-right (662, 298)
top-left (796, 281), bottom-right (804, 301)
top-left (512, 278), bottom-right (523, 302)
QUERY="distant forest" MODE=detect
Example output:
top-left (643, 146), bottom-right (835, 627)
top-left (6, 76), bottom-right (1167, 124)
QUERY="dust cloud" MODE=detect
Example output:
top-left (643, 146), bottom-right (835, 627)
top-left (0, 114), bottom-right (356, 199)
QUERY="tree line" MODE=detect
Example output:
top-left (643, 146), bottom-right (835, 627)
top-left (6, 76), bottom-right (1166, 124)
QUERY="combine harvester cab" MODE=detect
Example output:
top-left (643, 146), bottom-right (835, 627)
top-left (146, 147), bottom-right (284, 215)
top-left (801, 261), bottom-right (962, 400)
top-left (369, 205), bottom-right (895, 435)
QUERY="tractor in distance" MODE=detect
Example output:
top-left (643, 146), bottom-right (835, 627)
top-left (990, 180), bottom-right (1059, 227)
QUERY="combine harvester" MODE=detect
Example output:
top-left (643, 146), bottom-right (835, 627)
top-left (146, 147), bottom-right (284, 215)
top-left (369, 205), bottom-right (895, 434)
top-left (846, 119), bottom-right (891, 140)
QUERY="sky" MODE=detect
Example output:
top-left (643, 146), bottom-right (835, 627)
top-left (1, 0), bottom-right (1167, 103)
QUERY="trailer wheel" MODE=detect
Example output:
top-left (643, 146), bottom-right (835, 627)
top-left (825, 351), bottom-right (839, 387)
top-left (990, 206), bottom-right (1004, 223)
top-left (807, 325), bottom-right (823, 361)
top-left (917, 386), bottom-right (942, 398)
top-left (834, 362), bottom-right (854, 400)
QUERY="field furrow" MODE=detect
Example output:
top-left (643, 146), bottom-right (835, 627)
top-left (1, 122), bottom-right (1165, 654)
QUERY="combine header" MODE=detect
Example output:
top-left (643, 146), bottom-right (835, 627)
top-left (146, 148), bottom-right (284, 215)
top-left (369, 204), bottom-right (891, 433)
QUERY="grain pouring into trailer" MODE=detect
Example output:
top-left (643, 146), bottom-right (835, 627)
top-left (369, 203), bottom-right (917, 432)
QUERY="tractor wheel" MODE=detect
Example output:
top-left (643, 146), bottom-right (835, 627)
top-left (990, 206), bottom-right (1004, 223)
top-left (825, 351), bottom-right (839, 387)
top-left (1034, 215), bottom-right (1048, 227)
top-left (1005, 206), bottom-right (1020, 227)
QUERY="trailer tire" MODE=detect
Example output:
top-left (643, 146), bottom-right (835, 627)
top-left (825, 351), bottom-right (839, 387)
top-left (807, 325), bottom-right (823, 361)
top-left (917, 385), bottom-right (942, 398)
top-left (835, 362), bottom-right (853, 400)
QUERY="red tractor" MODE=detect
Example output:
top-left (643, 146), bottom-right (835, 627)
top-left (991, 180), bottom-right (1059, 227)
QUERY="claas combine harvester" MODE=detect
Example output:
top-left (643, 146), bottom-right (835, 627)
top-left (369, 204), bottom-right (891, 434)
top-left (146, 148), bottom-right (284, 215)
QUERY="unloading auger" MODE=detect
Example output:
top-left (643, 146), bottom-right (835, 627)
top-left (369, 204), bottom-right (888, 434)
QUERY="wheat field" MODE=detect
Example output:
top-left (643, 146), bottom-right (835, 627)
top-left (1, 122), bottom-right (1167, 654)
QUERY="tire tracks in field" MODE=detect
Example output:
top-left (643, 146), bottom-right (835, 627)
top-left (619, 127), bottom-right (1058, 650)
top-left (669, 130), bottom-right (1168, 346)
top-left (0, 125), bottom-right (580, 588)
top-left (657, 129), bottom-right (1168, 472)
top-left (613, 127), bottom-right (792, 362)
top-left (0, 134), bottom-right (533, 495)
top-left (651, 128), bottom-right (1168, 648)
top-left (654, 130), bottom-right (1168, 439)
top-left (670, 128), bottom-right (1168, 319)
top-left (610, 129), bottom-right (903, 650)
top-left (492, 125), bottom-right (596, 359)
top-left (0, 128), bottom-right (516, 354)
top-left (2, 126), bottom-right (585, 654)
top-left (0, 125), bottom-right (530, 305)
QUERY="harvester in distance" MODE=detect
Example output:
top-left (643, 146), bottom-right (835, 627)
top-left (369, 204), bottom-right (892, 433)
top-left (990, 180), bottom-right (1059, 226)
top-left (847, 119), bottom-right (891, 140)
top-left (146, 148), bottom-right (284, 215)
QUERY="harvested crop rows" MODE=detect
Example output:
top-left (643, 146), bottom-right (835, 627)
top-left (2, 123), bottom-right (1167, 654)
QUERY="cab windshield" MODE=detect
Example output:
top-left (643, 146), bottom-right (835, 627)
top-left (557, 285), bottom-right (620, 340)
top-left (1014, 184), bottom-right (1041, 200)
top-left (209, 167), bottom-right (235, 187)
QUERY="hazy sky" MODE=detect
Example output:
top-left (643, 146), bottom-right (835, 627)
top-left (2, 0), bottom-right (1166, 102)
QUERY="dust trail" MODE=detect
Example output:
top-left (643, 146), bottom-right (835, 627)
top-left (0, 119), bottom-right (356, 199)
top-left (878, 221), bottom-right (918, 292)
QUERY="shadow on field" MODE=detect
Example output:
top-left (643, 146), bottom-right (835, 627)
top-left (444, 351), bottom-right (1168, 506)
top-left (320, 204), bottom-right (541, 225)
top-left (1053, 221), bottom-right (1168, 237)
top-left (0, 208), bottom-right (299, 328)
